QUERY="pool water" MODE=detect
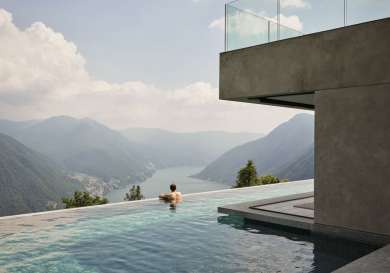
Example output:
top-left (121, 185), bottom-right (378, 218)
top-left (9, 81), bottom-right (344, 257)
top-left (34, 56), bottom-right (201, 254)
top-left (0, 180), bottom-right (375, 273)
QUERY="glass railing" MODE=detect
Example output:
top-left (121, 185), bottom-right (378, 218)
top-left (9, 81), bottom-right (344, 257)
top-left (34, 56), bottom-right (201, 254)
top-left (225, 2), bottom-right (302, 51)
top-left (225, 0), bottom-right (390, 51)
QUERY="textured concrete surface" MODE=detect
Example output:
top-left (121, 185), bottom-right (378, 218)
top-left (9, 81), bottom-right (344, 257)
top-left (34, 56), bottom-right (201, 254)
top-left (315, 84), bottom-right (390, 238)
top-left (218, 192), bottom-right (314, 231)
top-left (220, 17), bottom-right (390, 245)
top-left (332, 244), bottom-right (390, 273)
top-left (252, 197), bottom-right (314, 219)
top-left (220, 18), bottom-right (390, 103)
top-left (313, 223), bottom-right (390, 247)
top-left (294, 202), bottom-right (314, 210)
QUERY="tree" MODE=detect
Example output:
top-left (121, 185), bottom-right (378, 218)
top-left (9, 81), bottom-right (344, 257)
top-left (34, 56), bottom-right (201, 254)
top-left (46, 201), bottom-right (58, 210)
top-left (258, 175), bottom-right (281, 185)
top-left (62, 191), bottom-right (108, 208)
top-left (234, 160), bottom-right (288, 188)
top-left (234, 160), bottom-right (258, 188)
top-left (124, 185), bottom-right (144, 201)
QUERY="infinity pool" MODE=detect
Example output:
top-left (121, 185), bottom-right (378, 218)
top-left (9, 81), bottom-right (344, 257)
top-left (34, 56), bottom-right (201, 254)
top-left (0, 180), bottom-right (375, 273)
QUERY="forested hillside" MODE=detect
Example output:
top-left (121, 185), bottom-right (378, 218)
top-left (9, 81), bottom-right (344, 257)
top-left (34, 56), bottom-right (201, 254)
top-left (194, 114), bottom-right (314, 184)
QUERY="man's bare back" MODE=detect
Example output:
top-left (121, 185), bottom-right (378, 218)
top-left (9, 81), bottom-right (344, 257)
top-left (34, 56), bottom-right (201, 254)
top-left (159, 183), bottom-right (182, 202)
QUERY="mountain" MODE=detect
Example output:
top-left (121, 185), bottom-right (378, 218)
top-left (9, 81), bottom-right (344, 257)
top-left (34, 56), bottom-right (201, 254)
top-left (0, 133), bottom-right (81, 216)
top-left (194, 114), bottom-right (314, 185)
top-left (277, 146), bottom-right (314, 181)
top-left (0, 119), bottom-right (39, 136)
top-left (121, 128), bottom-right (260, 168)
top-left (0, 117), bottom-right (155, 183)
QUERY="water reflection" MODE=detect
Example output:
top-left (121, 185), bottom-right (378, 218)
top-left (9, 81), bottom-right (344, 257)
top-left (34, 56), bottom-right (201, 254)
top-left (159, 198), bottom-right (182, 212)
top-left (218, 215), bottom-right (376, 273)
top-left (218, 215), bottom-right (309, 239)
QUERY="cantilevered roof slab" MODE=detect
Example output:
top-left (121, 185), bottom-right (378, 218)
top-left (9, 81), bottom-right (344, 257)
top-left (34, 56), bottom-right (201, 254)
top-left (220, 18), bottom-right (390, 109)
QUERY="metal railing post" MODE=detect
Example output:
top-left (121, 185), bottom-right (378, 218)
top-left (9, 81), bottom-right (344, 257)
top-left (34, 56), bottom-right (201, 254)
top-left (268, 20), bottom-right (270, 42)
top-left (277, 0), bottom-right (280, 40)
top-left (225, 3), bottom-right (227, 51)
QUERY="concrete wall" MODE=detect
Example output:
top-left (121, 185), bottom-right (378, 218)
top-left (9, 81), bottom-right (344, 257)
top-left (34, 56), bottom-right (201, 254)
top-left (220, 18), bottom-right (390, 102)
top-left (315, 84), bottom-right (390, 236)
top-left (220, 18), bottom-right (390, 241)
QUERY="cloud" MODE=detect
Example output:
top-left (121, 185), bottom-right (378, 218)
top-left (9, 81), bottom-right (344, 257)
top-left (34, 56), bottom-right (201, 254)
top-left (209, 0), bottom-right (306, 34)
top-left (211, 11), bottom-right (303, 37)
top-left (275, 14), bottom-right (303, 31)
top-left (212, 13), bottom-right (268, 37)
top-left (280, 0), bottom-right (309, 8)
top-left (0, 9), bottom-right (306, 133)
top-left (208, 17), bottom-right (224, 31)
top-left (0, 9), bottom-right (88, 101)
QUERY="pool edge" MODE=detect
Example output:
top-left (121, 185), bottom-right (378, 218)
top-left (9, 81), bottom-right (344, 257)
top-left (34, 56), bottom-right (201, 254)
top-left (0, 179), bottom-right (314, 220)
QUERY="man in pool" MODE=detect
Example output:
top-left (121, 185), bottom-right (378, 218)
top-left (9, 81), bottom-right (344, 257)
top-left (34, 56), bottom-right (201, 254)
top-left (159, 183), bottom-right (182, 202)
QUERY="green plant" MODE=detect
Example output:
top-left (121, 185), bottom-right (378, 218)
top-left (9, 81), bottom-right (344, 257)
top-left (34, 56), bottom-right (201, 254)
top-left (257, 175), bottom-right (281, 185)
top-left (234, 160), bottom-right (258, 188)
top-left (234, 160), bottom-right (287, 188)
top-left (62, 191), bottom-right (108, 208)
top-left (124, 185), bottom-right (144, 201)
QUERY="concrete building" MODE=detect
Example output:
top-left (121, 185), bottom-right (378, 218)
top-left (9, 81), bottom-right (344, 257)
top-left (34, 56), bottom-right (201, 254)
top-left (220, 0), bottom-right (390, 249)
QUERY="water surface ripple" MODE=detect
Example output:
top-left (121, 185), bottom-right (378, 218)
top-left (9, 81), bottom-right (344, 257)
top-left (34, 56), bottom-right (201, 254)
top-left (0, 181), bottom-right (374, 273)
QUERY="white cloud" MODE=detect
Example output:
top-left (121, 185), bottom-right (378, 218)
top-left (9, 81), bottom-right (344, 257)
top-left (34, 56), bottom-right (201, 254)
top-left (280, 0), bottom-right (309, 8)
top-left (0, 9), bottom-right (88, 101)
top-left (208, 17), bottom-right (224, 30)
top-left (216, 12), bottom-right (268, 37)
top-left (0, 9), bottom-right (306, 133)
top-left (274, 14), bottom-right (303, 31)
top-left (210, 10), bottom-right (303, 36)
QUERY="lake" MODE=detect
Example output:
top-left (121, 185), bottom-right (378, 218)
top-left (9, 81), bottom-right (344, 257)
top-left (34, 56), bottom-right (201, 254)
top-left (105, 166), bottom-right (229, 202)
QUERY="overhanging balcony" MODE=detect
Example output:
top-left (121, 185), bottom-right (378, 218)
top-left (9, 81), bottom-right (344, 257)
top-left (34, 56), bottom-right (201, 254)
top-left (221, 0), bottom-right (390, 110)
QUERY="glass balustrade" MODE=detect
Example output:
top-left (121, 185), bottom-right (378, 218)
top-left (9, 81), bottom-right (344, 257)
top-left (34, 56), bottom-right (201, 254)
top-left (225, 0), bottom-right (390, 51)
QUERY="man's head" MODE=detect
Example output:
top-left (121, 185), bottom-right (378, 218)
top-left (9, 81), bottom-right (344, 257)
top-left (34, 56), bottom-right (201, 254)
top-left (170, 183), bottom-right (176, 192)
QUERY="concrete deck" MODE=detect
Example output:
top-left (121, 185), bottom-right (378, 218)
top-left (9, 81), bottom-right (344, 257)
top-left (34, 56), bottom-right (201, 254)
top-left (251, 196), bottom-right (314, 219)
top-left (218, 192), bottom-right (314, 231)
top-left (333, 244), bottom-right (390, 273)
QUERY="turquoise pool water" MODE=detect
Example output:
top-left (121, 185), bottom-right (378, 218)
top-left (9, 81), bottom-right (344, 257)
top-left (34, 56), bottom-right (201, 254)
top-left (0, 181), bottom-right (374, 273)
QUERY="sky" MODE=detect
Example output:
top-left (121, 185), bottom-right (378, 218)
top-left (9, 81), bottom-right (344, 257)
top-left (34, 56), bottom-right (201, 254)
top-left (0, 0), bottom-right (357, 133)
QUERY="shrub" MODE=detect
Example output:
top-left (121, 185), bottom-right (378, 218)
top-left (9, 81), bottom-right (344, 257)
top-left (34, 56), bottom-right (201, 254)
top-left (124, 185), bottom-right (144, 201)
top-left (234, 160), bottom-right (287, 188)
top-left (62, 191), bottom-right (108, 208)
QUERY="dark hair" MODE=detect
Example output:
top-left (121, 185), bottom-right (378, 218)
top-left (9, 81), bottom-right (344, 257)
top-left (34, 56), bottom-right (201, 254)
top-left (170, 183), bottom-right (176, 192)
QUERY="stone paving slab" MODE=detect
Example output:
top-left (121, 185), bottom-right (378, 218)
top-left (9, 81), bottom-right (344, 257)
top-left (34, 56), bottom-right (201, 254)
top-left (294, 202), bottom-right (314, 210)
top-left (218, 192), bottom-right (314, 231)
top-left (252, 197), bottom-right (314, 219)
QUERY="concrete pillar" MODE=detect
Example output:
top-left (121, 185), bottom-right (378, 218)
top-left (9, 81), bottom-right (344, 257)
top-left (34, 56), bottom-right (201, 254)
top-left (314, 84), bottom-right (390, 238)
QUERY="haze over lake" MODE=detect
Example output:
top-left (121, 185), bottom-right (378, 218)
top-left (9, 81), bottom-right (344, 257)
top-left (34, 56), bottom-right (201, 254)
top-left (105, 166), bottom-right (229, 202)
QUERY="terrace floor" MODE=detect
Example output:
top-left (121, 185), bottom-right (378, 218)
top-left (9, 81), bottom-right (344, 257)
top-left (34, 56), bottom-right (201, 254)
top-left (218, 191), bottom-right (314, 231)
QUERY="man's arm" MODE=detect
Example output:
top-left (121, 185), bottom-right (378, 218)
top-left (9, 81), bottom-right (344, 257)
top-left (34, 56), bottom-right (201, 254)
top-left (159, 193), bottom-right (174, 201)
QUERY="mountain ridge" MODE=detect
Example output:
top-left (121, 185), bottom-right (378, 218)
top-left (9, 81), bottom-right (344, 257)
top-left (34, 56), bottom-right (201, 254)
top-left (0, 116), bottom-right (261, 182)
top-left (0, 116), bottom-right (155, 183)
top-left (0, 133), bottom-right (81, 216)
top-left (193, 113), bottom-right (314, 184)
top-left (122, 127), bottom-right (261, 168)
